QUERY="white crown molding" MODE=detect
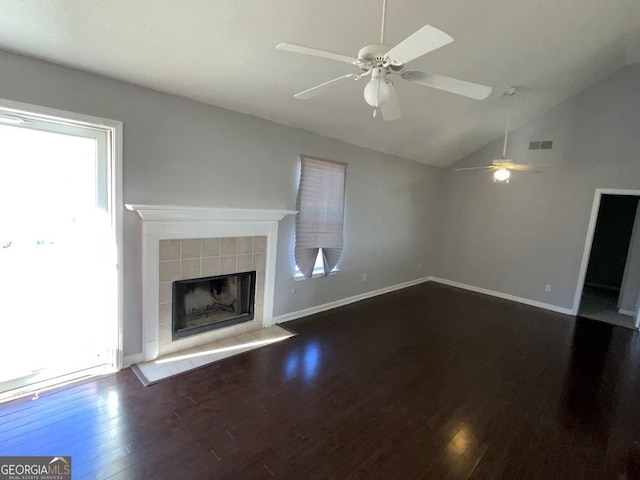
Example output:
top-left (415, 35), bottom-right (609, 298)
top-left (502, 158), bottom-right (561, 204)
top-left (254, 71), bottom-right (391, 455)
top-left (125, 204), bottom-right (297, 222)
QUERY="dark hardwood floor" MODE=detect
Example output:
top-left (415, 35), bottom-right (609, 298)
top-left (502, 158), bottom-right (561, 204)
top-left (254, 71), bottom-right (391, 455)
top-left (1, 282), bottom-right (640, 479)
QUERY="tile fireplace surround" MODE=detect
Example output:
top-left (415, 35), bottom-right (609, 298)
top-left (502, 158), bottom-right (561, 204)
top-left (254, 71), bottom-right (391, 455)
top-left (126, 205), bottom-right (296, 362)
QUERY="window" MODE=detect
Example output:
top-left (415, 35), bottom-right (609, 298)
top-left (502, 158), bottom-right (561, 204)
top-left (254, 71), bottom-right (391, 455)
top-left (294, 155), bottom-right (347, 279)
top-left (295, 248), bottom-right (333, 279)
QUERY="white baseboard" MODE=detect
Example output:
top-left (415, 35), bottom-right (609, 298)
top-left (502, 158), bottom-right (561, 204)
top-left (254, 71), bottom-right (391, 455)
top-left (272, 277), bottom-right (430, 324)
top-left (427, 277), bottom-right (574, 315)
top-left (123, 353), bottom-right (144, 368)
top-left (272, 275), bottom-right (575, 325)
top-left (618, 309), bottom-right (637, 317)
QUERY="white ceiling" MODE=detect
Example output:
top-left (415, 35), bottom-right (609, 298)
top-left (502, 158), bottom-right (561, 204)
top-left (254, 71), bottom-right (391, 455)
top-left (0, 0), bottom-right (638, 167)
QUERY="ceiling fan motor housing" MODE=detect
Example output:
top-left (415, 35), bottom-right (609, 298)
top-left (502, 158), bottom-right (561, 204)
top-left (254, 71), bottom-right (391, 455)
top-left (357, 44), bottom-right (404, 72)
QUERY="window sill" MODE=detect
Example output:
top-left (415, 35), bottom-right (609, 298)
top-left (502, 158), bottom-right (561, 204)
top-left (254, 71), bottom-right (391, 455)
top-left (294, 269), bottom-right (339, 281)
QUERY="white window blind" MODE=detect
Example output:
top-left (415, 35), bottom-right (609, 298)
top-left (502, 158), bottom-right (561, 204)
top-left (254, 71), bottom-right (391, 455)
top-left (295, 155), bottom-right (347, 279)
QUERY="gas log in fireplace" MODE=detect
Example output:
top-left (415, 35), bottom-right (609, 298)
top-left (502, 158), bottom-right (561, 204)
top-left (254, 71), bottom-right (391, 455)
top-left (172, 271), bottom-right (256, 340)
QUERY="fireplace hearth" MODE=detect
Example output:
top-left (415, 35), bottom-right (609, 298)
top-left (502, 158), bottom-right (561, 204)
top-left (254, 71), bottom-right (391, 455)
top-left (172, 271), bottom-right (256, 340)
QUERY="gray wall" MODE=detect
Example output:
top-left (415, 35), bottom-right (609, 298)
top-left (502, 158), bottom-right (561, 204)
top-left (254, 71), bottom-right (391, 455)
top-left (440, 64), bottom-right (640, 310)
top-left (0, 49), bottom-right (442, 358)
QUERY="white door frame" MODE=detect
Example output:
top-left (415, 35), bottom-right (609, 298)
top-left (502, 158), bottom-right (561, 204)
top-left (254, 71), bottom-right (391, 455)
top-left (572, 188), bottom-right (640, 320)
top-left (636, 290), bottom-right (640, 329)
top-left (618, 204), bottom-right (640, 314)
top-left (0, 97), bottom-right (124, 369)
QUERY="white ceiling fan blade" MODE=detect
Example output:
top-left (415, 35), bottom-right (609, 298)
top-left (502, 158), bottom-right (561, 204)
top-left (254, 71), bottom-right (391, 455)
top-left (276, 43), bottom-right (360, 65)
top-left (402, 71), bottom-right (492, 100)
top-left (385, 25), bottom-right (453, 65)
top-left (380, 84), bottom-right (401, 121)
top-left (454, 165), bottom-right (495, 171)
top-left (508, 164), bottom-right (549, 172)
top-left (294, 74), bottom-right (359, 100)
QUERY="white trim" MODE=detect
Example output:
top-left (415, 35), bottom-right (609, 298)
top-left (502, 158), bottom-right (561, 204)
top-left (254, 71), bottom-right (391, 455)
top-left (572, 191), bottom-right (605, 315)
top-left (572, 188), bottom-right (640, 315)
top-left (111, 122), bottom-right (124, 370)
top-left (273, 277), bottom-right (430, 323)
top-left (0, 97), bottom-right (123, 129)
top-left (274, 275), bottom-right (575, 325)
top-left (123, 353), bottom-right (144, 368)
top-left (428, 277), bottom-right (573, 314)
top-left (618, 201), bottom-right (640, 311)
top-left (294, 269), bottom-right (339, 281)
top-left (125, 204), bottom-right (296, 222)
top-left (618, 309), bottom-right (636, 317)
top-left (0, 97), bottom-right (124, 371)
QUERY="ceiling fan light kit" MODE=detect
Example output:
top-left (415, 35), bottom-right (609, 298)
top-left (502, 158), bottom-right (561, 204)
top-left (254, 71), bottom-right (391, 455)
top-left (276, 0), bottom-right (493, 121)
top-left (493, 168), bottom-right (511, 183)
top-left (363, 68), bottom-right (391, 107)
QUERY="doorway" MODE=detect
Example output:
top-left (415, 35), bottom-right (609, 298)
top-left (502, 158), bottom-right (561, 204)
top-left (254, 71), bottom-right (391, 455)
top-left (0, 101), bottom-right (122, 397)
top-left (574, 190), bottom-right (640, 330)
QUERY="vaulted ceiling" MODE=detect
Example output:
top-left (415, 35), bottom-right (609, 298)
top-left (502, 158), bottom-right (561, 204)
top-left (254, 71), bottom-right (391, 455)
top-left (0, 0), bottom-right (638, 166)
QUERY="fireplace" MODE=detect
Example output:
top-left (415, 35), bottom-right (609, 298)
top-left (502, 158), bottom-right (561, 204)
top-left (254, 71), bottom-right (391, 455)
top-left (125, 204), bottom-right (296, 362)
top-left (172, 271), bottom-right (256, 340)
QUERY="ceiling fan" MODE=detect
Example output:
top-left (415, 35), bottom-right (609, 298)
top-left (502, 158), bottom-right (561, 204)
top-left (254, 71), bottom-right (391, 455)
top-left (454, 87), bottom-right (549, 182)
top-left (276, 0), bottom-right (492, 121)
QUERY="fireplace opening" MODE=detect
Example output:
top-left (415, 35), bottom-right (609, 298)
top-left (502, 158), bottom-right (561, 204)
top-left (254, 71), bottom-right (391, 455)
top-left (172, 271), bottom-right (256, 340)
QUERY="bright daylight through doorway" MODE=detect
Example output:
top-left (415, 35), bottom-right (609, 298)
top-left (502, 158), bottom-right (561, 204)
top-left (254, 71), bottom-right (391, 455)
top-left (0, 113), bottom-right (117, 397)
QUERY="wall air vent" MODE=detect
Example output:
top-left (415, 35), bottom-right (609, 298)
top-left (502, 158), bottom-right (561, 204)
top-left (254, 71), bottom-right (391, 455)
top-left (529, 140), bottom-right (553, 150)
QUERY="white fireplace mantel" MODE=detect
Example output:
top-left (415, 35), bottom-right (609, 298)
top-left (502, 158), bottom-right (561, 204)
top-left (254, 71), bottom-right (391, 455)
top-left (126, 204), bottom-right (296, 362)
top-left (125, 204), bottom-right (296, 222)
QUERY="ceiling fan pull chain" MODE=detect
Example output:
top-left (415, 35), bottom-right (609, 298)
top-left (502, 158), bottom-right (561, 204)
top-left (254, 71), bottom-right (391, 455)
top-left (380, 0), bottom-right (388, 44)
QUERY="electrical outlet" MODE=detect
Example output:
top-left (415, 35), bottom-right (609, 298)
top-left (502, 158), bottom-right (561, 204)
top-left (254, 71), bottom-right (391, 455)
top-left (362, 273), bottom-right (367, 282)
top-left (418, 262), bottom-right (423, 270)
top-left (545, 284), bottom-right (551, 292)
top-left (291, 288), bottom-right (296, 294)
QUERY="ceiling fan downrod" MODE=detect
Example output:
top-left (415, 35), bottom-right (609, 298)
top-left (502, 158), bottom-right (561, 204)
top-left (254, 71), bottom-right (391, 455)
top-left (380, 0), bottom-right (388, 44)
top-left (502, 86), bottom-right (517, 159)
